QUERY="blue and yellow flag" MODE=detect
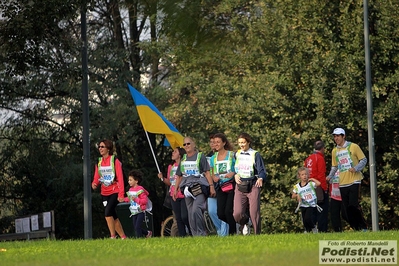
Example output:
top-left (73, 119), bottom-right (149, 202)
top-left (128, 83), bottom-right (184, 149)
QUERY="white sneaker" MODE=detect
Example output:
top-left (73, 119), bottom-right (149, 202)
top-left (243, 224), bottom-right (250, 235)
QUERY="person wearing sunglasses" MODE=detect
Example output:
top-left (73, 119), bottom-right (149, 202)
top-left (92, 139), bottom-right (127, 239)
top-left (174, 137), bottom-right (216, 236)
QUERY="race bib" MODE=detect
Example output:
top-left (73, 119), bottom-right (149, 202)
top-left (336, 149), bottom-right (353, 173)
top-left (182, 161), bottom-right (200, 176)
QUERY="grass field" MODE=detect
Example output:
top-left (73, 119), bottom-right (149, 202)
top-left (0, 231), bottom-right (398, 266)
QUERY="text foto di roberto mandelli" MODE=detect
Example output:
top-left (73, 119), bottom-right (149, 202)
top-left (327, 240), bottom-right (393, 247)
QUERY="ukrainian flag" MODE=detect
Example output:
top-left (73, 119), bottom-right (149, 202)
top-left (128, 83), bottom-right (184, 149)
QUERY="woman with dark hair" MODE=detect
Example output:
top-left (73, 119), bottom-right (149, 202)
top-left (158, 147), bottom-right (191, 236)
top-left (210, 133), bottom-right (237, 235)
top-left (92, 139), bottom-right (127, 239)
top-left (206, 133), bottom-right (229, 236)
top-left (233, 133), bottom-right (267, 235)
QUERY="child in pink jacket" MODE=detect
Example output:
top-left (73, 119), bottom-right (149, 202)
top-left (124, 170), bottom-right (152, 238)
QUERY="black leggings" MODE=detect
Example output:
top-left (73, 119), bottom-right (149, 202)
top-left (216, 187), bottom-right (236, 235)
top-left (102, 193), bottom-right (119, 219)
top-left (300, 207), bottom-right (316, 232)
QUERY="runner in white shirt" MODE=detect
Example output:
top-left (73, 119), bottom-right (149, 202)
top-left (292, 167), bottom-right (321, 233)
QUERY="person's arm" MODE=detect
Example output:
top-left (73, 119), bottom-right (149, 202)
top-left (292, 187), bottom-right (301, 202)
top-left (225, 155), bottom-right (236, 179)
top-left (123, 190), bottom-right (130, 202)
top-left (135, 189), bottom-right (148, 210)
top-left (173, 175), bottom-right (182, 201)
top-left (205, 170), bottom-right (216, 197)
top-left (200, 153), bottom-right (215, 196)
top-left (158, 165), bottom-right (171, 186)
top-left (92, 163), bottom-right (100, 190)
top-left (354, 157), bottom-right (367, 172)
top-left (209, 154), bottom-right (220, 183)
top-left (115, 159), bottom-right (125, 201)
top-left (327, 149), bottom-right (338, 181)
top-left (173, 163), bottom-right (183, 201)
top-left (310, 178), bottom-right (321, 187)
top-left (233, 151), bottom-right (242, 184)
top-left (254, 152), bottom-right (267, 188)
top-left (326, 166), bottom-right (338, 181)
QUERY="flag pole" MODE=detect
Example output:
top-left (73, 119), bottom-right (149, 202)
top-left (144, 130), bottom-right (160, 173)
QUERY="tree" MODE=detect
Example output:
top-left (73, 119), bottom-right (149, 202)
top-left (0, 0), bottom-right (170, 237)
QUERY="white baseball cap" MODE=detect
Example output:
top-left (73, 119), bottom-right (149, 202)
top-left (332, 128), bottom-right (345, 135)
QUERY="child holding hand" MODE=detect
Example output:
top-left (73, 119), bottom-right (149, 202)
top-left (292, 167), bottom-right (321, 233)
top-left (124, 169), bottom-right (152, 238)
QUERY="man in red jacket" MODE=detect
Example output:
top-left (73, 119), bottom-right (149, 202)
top-left (304, 140), bottom-right (329, 232)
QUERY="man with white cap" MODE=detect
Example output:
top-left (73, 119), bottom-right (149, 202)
top-left (327, 128), bottom-right (368, 231)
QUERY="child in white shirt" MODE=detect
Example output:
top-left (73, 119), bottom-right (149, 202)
top-left (292, 167), bottom-right (321, 233)
top-left (124, 170), bottom-right (152, 238)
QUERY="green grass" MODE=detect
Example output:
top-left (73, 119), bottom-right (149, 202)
top-left (1, 231), bottom-right (398, 266)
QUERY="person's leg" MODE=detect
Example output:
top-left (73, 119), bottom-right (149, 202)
top-left (219, 189), bottom-right (236, 235)
top-left (233, 186), bottom-right (249, 226)
top-left (171, 211), bottom-right (179, 237)
top-left (216, 189), bottom-right (227, 222)
top-left (339, 186), bottom-right (350, 228)
top-left (141, 212), bottom-right (151, 237)
top-left (340, 200), bottom-right (348, 225)
top-left (330, 198), bottom-right (342, 232)
top-left (207, 197), bottom-right (225, 236)
top-left (180, 198), bottom-right (192, 236)
top-left (302, 207), bottom-right (316, 232)
top-left (180, 199), bottom-right (193, 236)
top-left (109, 194), bottom-right (126, 239)
top-left (131, 215), bottom-right (138, 238)
top-left (104, 194), bottom-right (125, 238)
top-left (185, 196), bottom-right (197, 235)
top-left (105, 216), bottom-right (116, 237)
top-left (114, 219), bottom-right (126, 238)
top-left (347, 184), bottom-right (367, 230)
top-left (300, 207), bottom-right (307, 232)
top-left (189, 194), bottom-right (207, 236)
top-left (317, 191), bottom-right (329, 232)
top-left (171, 198), bottom-right (186, 237)
top-left (247, 186), bottom-right (261, 234)
top-left (133, 212), bottom-right (146, 238)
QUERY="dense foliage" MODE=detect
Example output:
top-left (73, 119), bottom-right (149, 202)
top-left (0, 0), bottom-right (398, 238)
